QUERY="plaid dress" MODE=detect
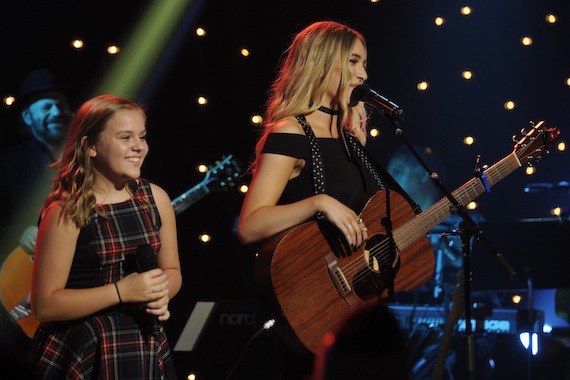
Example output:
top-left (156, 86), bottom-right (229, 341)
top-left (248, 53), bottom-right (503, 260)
top-left (29, 179), bottom-right (177, 379)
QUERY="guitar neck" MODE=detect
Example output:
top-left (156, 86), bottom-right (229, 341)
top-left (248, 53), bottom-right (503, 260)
top-left (171, 181), bottom-right (211, 215)
top-left (394, 152), bottom-right (521, 249)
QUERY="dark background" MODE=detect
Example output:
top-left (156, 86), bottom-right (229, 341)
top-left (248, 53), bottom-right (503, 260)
top-left (2, 0), bottom-right (569, 378)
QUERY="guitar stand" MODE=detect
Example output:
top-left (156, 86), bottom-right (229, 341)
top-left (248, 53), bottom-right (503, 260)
top-left (383, 115), bottom-right (519, 380)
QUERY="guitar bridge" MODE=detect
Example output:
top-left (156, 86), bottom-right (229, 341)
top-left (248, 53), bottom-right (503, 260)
top-left (325, 254), bottom-right (357, 307)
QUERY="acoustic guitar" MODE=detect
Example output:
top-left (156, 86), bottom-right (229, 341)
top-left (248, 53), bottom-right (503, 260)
top-left (255, 121), bottom-right (559, 353)
top-left (0, 154), bottom-right (242, 338)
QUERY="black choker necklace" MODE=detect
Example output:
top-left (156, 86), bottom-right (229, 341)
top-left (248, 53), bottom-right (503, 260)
top-left (318, 105), bottom-right (339, 116)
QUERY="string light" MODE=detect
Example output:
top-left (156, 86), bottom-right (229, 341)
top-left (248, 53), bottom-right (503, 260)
top-left (521, 36), bottom-right (533, 46)
top-left (71, 39), bottom-right (84, 49)
top-left (434, 17), bottom-right (445, 27)
top-left (107, 45), bottom-right (120, 55)
top-left (197, 96), bottom-right (208, 106)
top-left (461, 6), bottom-right (472, 16)
top-left (504, 100), bottom-right (515, 110)
top-left (462, 70), bottom-right (473, 80)
top-left (250, 114), bottom-right (263, 125)
top-left (4, 96), bottom-right (15, 106)
top-left (195, 27), bottom-right (206, 37)
top-left (417, 81), bottom-right (429, 91)
top-left (463, 136), bottom-right (475, 145)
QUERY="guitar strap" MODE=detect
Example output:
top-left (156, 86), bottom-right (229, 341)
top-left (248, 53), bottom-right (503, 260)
top-left (294, 114), bottom-right (420, 213)
top-left (295, 115), bottom-right (327, 195)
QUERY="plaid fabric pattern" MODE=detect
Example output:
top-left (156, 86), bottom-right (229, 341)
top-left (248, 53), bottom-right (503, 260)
top-left (30, 179), bottom-right (177, 379)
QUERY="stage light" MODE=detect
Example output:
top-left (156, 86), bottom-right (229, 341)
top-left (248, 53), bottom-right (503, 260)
top-left (239, 184), bottom-right (249, 194)
top-left (567, 77), bottom-right (570, 87)
top-left (417, 81), bottom-right (429, 91)
top-left (197, 96), bottom-right (208, 106)
top-left (519, 332), bottom-right (539, 355)
top-left (557, 141), bottom-right (566, 152)
top-left (517, 309), bottom-right (544, 356)
top-left (525, 166), bottom-right (535, 175)
top-left (551, 207), bottom-right (562, 217)
top-left (241, 48), bottom-right (250, 57)
top-left (512, 294), bottom-right (522, 304)
top-left (96, 0), bottom-right (195, 97)
top-left (462, 70), bottom-right (473, 80)
top-left (187, 373), bottom-right (196, 380)
top-left (467, 201), bottom-right (477, 210)
top-left (369, 128), bottom-right (379, 138)
top-left (546, 14), bottom-right (557, 24)
top-left (434, 17), bottom-right (444, 27)
top-left (195, 27), bottom-right (206, 37)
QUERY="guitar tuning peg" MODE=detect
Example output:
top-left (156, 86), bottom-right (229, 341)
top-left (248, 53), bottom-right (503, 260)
top-left (512, 134), bottom-right (519, 143)
top-left (529, 120), bottom-right (536, 127)
top-left (520, 128), bottom-right (527, 135)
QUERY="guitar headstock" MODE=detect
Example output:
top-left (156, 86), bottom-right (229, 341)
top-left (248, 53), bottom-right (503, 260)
top-left (203, 154), bottom-right (243, 191)
top-left (514, 120), bottom-right (560, 166)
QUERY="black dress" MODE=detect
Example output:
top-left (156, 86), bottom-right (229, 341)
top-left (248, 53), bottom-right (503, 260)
top-left (255, 128), bottom-right (382, 379)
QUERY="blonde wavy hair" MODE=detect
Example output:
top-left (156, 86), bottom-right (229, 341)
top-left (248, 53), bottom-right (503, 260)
top-left (41, 94), bottom-right (146, 227)
top-left (252, 21), bottom-right (369, 171)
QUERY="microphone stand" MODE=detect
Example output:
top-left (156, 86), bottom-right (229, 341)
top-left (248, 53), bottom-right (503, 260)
top-left (383, 115), bottom-right (518, 380)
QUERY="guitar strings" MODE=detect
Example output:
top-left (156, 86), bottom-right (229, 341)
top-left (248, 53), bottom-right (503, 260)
top-left (338, 133), bottom-right (539, 291)
top-left (342, 140), bottom-right (531, 289)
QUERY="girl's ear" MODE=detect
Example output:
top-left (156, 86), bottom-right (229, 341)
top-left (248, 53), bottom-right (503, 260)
top-left (81, 136), bottom-right (96, 158)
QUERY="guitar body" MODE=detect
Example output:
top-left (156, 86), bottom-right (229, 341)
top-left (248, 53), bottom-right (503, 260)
top-left (256, 190), bottom-right (435, 353)
top-left (0, 246), bottom-right (38, 338)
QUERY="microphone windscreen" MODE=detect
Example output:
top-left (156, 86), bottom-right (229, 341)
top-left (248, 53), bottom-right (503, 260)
top-left (349, 84), bottom-right (370, 107)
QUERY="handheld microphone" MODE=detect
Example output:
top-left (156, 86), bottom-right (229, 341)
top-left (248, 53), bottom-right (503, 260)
top-left (350, 84), bottom-right (405, 121)
top-left (136, 244), bottom-right (158, 337)
top-left (136, 243), bottom-right (157, 272)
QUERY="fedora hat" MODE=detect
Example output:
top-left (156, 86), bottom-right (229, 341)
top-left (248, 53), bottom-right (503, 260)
top-left (17, 68), bottom-right (69, 107)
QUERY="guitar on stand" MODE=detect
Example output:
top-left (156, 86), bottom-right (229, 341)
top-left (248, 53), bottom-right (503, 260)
top-left (0, 154), bottom-right (242, 339)
top-left (255, 121), bottom-right (559, 354)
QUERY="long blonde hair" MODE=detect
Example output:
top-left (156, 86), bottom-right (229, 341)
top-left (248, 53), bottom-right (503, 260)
top-left (42, 95), bottom-right (146, 227)
top-left (253, 21), bottom-right (369, 170)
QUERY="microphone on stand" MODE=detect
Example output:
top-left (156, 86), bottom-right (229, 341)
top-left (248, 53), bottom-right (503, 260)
top-left (350, 84), bottom-right (405, 121)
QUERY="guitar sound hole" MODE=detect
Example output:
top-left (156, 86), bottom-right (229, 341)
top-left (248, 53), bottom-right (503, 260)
top-left (353, 233), bottom-right (400, 300)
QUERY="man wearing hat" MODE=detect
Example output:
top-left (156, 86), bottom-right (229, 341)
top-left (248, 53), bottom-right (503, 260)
top-left (0, 68), bottom-right (71, 366)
